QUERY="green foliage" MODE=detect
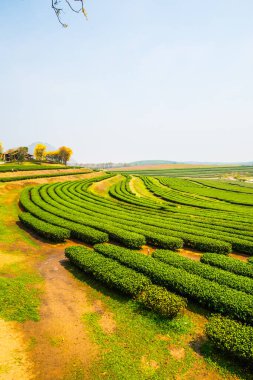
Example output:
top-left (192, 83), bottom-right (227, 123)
top-left (94, 243), bottom-right (253, 323)
top-left (143, 232), bottom-right (183, 250)
top-left (65, 246), bottom-right (151, 296)
top-left (19, 211), bottom-right (70, 242)
top-left (153, 250), bottom-right (253, 295)
top-left (19, 187), bottom-right (109, 245)
top-left (201, 253), bottom-right (253, 279)
top-left (136, 284), bottom-right (186, 318)
top-left (248, 257), bottom-right (253, 265)
top-left (65, 246), bottom-right (186, 318)
top-left (206, 315), bottom-right (253, 361)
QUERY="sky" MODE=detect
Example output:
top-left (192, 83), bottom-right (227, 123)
top-left (0, 1), bottom-right (253, 163)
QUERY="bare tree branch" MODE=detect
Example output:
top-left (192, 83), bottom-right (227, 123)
top-left (51, 0), bottom-right (87, 27)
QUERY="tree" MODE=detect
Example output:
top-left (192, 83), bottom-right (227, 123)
top-left (34, 144), bottom-right (46, 161)
top-left (16, 147), bottom-right (28, 164)
top-left (52, 0), bottom-right (87, 27)
top-left (45, 150), bottom-right (60, 163)
top-left (58, 146), bottom-right (73, 165)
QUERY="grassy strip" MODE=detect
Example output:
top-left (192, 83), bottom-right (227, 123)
top-left (201, 253), bottom-right (253, 279)
top-left (0, 164), bottom-right (78, 172)
top-left (0, 170), bottom-right (90, 183)
top-left (206, 315), bottom-right (253, 361)
top-left (0, 272), bottom-right (41, 322)
top-left (153, 250), bottom-right (253, 295)
top-left (94, 243), bottom-right (253, 324)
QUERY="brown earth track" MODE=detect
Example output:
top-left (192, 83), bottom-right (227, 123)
top-left (22, 246), bottom-right (98, 380)
top-left (109, 164), bottom-right (238, 171)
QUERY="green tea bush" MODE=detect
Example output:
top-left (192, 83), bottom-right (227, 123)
top-left (153, 250), bottom-right (253, 295)
top-left (248, 257), bottom-right (253, 265)
top-left (65, 246), bottom-right (151, 296)
top-left (20, 187), bottom-right (109, 244)
top-left (143, 233), bottom-right (183, 250)
top-left (94, 244), bottom-right (253, 323)
top-left (201, 253), bottom-right (253, 279)
top-left (65, 246), bottom-right (185, 317)
top-left (19, 212), bottom-right (70, 242)
top-left (206, 315), bottom-right (253, 361)
top-left (136, 284), bottom-right (186, 318)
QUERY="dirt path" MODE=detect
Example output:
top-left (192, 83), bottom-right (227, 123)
top-left (22, 247), bottom-right (97, 380)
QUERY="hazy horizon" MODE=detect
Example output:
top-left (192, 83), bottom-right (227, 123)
top-left (1, 1), bottom-right (253, 163)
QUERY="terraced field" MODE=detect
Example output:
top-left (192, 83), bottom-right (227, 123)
top-left (17, 173), bottom-right (253, 377)
top-left (112, 165), bottom-right (253, 177)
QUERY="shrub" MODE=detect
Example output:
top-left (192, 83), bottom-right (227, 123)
top-left (206, 315), bottom-right (253, 361)
top-left (181, 235), bottom-right (231, 255)
top-left (65, 245), bottom-right (185, 318)
top-left (153, 250), bottom-right (253, 295)
top-left (20, 187), bottom-right (109, 245)
top-left (136, 284), bottom-right (186, 318)
top-left (201, 253), bottom-right (253, 279)
top-left (19, 212), bottom-right (70, 242)
top-left (248, 257), bottom-right (253, 265)
top-left (94, 243), bottom-right (253, 323)
top-left (65, 246), bottom-right (151, 296)
top-left (144, 233), bottom-right (183, 250)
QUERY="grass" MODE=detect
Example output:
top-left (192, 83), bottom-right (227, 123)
top-left (0, 262), bottom-right (42, 322)
top-left (129, 176), bottom-right (164, 203)
top-left (89, 175), bottom-right (123, 198)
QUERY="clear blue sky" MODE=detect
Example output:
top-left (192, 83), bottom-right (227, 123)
top-left (1, 1), bottom-right (253, 163)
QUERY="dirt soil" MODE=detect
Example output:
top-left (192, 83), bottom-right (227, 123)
top-left (22, 247), bottom-right (98, 380)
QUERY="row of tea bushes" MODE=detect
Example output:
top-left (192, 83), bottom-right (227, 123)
top-left (201, 253), bottom-right (253, 279)
top-left (206, 315), bottom-right (253, 361)
top-left (20, 187), bottom-right (109, 245)
top-left (19, 211), bottom-right (70, 242)
top-left (153, 250), bottom-right (253, 295)
top-left (94, 244), bottom-right (253, 323)
top-left (65, 245), bottom-right (186, 318)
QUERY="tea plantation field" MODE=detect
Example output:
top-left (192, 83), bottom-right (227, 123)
top-left (17, 172), bottom-right (253, 375)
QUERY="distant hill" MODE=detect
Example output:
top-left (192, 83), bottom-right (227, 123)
top-left (128, 160), bottom-right (177, 166)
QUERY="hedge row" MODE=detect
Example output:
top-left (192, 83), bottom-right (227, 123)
top-left (19, 211), bottom-right (70, 242)
top-left (50, 180), bottom-right (232, 253)
top-left (65, 246), bottom-right (150, 296)
top-left (33, 185), bottom-right (146, 249)
top-left (65, 246), bottom-right (186, 318)
top-left (201, 253), bottom-right (253, 279)
top-left (153, 250), bottom-right (253, 295)
top-left (94, 243), bottom-right (253, 323)
top-left (20, 187), bottom-right (108, 245)
top-left (206, 315), bottom-right (253, 361)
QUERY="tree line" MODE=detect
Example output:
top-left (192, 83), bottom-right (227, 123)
top-left (34, 144), bottom-right (73, 165)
